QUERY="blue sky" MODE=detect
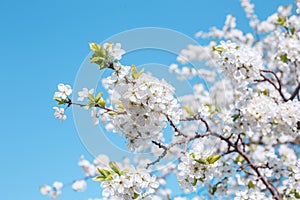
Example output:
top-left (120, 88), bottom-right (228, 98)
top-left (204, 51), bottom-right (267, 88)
top-left (0, 0), bottom-right (294, 199)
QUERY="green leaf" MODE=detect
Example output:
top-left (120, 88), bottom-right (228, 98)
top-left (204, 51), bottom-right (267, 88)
top-left (90, 56), bottom-right (104, 63)
top-left (276, 16), bottom-right (286, 26)
top-left (279, 54), bottom-right (289, 63)
top-left (93, 176), bottom-right (106, 182)
top-left (133, 193), bottom-right (140, 199)
top-left (232, 114), bottom-right (240, 122)
top-left (98, 99), bottom-right (106, 107)
top-left (95, 92), bottom-right (103, 103)
top-left (189, 152), bottom-right (196, 159)
top-left (109, 161), bottom-right (121, 175)
top-left (89, 93), bottom-right (94, 101)
top-left (53, 97), bottom-right (67, 105)
top-left (195, 158), bottom-right (208, 164)
top-left (182, 105), bottom-right (194, 116)
top-left (206, 154), bottom-right (221, 164)
top-left (290, 27), bottom-right (296, 35)
top-left (212, 45), bottom-right (226, 54)
top-left (234, 155), bottom-right (245, 164)
top-left (192, 177), bottom-right (197, 186)
top-left (204, 103), bottom-right (214, 114)
top-left (89, 42), bottom-right (100, 52)
top-left (247, 181), bottom-right (255, 189)
top-left (190, 153), bottom-right (208, 164)
top-left (131, 64), bottom-right (144, 79)
top-left (108, 111), bottom-right (116, 116)
top-left (97, 168), bottom-right (111, 177)
top-left (259, 89), bottom-right (269, 96)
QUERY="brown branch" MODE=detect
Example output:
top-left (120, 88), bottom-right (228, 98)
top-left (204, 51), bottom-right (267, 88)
top-left (166, 114), bottom-right (188, 137)
top-left (256, 70), bottom-right (287, 101)
top-left (146, 141), bottom-right (169, 168)
top-left (67, 99), bottom-right (125, 114)
top-left (181, 114), bottom-right (211, 132)
top-left (209, 131), bottom-right (282, 200)
top-left (146, 132), bottom-right (211, 169)
top-left (289, 83), bottom-right (300, 101)
top-left (149, 115), bottom-right (282, 199)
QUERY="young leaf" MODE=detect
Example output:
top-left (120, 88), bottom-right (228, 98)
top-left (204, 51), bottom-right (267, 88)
top-left (109, 161), bottom-right (121, 175)
top-left (279, 54), bottom-right (288, 63)
top-left (247, 181), bottom-right (255, 189)
top-left (93, 176), bottom-right (106, 182)
top-left (131, 64), bottom-right (144, 79)
top-left (190, 153), bottom-right (208, 164)
top-left (206, 154), bottom-right (221, 164)
top-left (98, 99), bottom-right (106, 107)
top-left (192, 177), bottom-right (197, 186)
top-left (234, 155), bottom-right (245, 164)
top-left (212, 45), bottom-right (226, 54)
top-left (90, 56), bottom-right (104, 63)
top-left (89, 93), bottom-right (95, 101)
top-left (276, 16), bottom-right (286, 26)
top-left (232, 114), bottom-right (240, 122)
top-left (95, 92), bottom-right (103, 103)
top-left (53, 97), bottom-right (67, 105)
top-left (89, 42), bottom-right (100, 52)
top-left (133, 193), bottom-right (140, 199)
top-left (182, 105), bottom-right (194, 116)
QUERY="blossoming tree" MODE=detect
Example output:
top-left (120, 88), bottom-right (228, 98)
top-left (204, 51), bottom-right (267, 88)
top-left (41, 0), bottom-right (300, 199)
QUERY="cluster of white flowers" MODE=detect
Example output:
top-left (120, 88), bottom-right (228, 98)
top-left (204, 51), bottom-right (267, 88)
top-left (99, 168), bottom-right (159, 200)
top-left (72, 179), bottom-right (87, 192)
top-left (240, 0), bottom-right (259, 30)
top-left (54, 83), bottom-right (72, 100)
top-left (224, 93), bottom-right (300, 138)
top-left (40, 181), bottom-right (63, 199)
top-left (215, 41), bottom-right (263, 85)
top-left (281, 160), bottom-right (300, 199)
top-left (46, 1), bottom-right (300, 199)
top-left (234, 189), bottom-right (271, 200)
top-left (98, 63), bottom-right (182, 151)
top-left (52, 83), bottom-right (73, 121)
top-left (105, 42), bottom-right (126, 61)
top-left (52, 106), bottom-right (66, 121)
top-left (177, 138), bottom-right (222, 193)
top-left (78, 88), bottom-right (95, 101)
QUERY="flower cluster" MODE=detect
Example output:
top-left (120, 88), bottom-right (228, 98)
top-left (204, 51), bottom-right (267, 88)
top-left (105, 71), bottom-right (182, 151)
top-left (177, 138), bottom-right (223, 193)
top-left (93, 161), bottom-right (159, 200)
top-left (40, 182), bottom-right (63, 199)
top-left (214, 41), bottom-right (263, 85)
top-left (86, 44), bottom-right (182, 151)
top-left (46, 1), bottom-right (300, 199)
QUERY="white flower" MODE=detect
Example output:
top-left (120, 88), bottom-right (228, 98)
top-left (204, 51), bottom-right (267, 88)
top-left (78, 155), bottom-right (96, 176)
top-left (110, 43), bottom-right (126, 60)
top-left (72, 180), bottom-right (87, 192)
top-left (40, 182), bottom-right (63, 198)
top-left (53, 181), bottom-right (63, 190)
top-left (39, 185), bottom-right (51, 195)
top-left (53, 107), bottom-right (67, 121)
top-left (54, 83), bottom-right (72, 99)
top-left (78, 88), bottom-right (94, 101)
top-left (91, 108), bottom-right (100, 125)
